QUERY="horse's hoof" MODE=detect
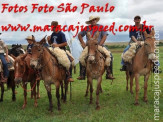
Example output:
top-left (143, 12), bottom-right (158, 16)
top-left (12, 97), bottom-right (16, 101)
top-left (89, 101), bottom-right (93, 104)
top-left (0, 99), bottom-right (3, 102)
top-left (85, 94), bottom-right (88, 97)
top-left (58, 107), bottom-right (61, 111)
top-left (22, 104), bottom-right (26, 109)
top-left (37, 95), bottom-right (40, 99)
top-left (134, 102), bottom-right (139, 106)
top-left (100, 91), bottom-right (103, 93)
top-left (143, 99), bottom-right (148, 103)
top-left (130, 91), bottom-right (133, 94)
top-left (48, 108), bottom-right (53, 112)
top-left (34, 103), bottom-right (38, 107)
top-left (96, 106), bottom-right (100, 110)
top-left (126, 87), bottom-right (128, 91)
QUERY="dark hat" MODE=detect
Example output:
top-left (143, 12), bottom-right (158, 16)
top-left (134, 15), bottom-right (141, 20)
top-left (48, 21), bottom-right (58, 27)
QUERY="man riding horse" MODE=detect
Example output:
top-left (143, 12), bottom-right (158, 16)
top-left (0, 33), bottom-right (9, 83)
top-left (47, 21), bottom-right (74, 82)
top-left (120, 15), bottom-right (151, 71)
top-left (77, 16), bottom-right (115, 80)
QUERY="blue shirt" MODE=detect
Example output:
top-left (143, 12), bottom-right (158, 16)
top-left (129, 24), bottom-right (150, 40)
top-left (27, 43), bottom-right (33, 54)
top-left (79, 24), bottom-right (108, 43)
top-left (50, 31), bottom-right (67, 50)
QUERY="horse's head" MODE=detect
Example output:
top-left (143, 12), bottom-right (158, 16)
top-left (14, 54), bottom-right (27, 84)
top-left (30, 36), bottom-right (46, 69)
top-left (10, 44), bottom-right (25, 57)
top-left (87, 32), bottom-right (99, 63)
top-left (144, 28), bottom-right (156, 61)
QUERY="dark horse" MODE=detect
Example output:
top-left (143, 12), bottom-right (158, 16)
top-left (9, 44), bottom-right (25, 57)
top-left (14, 54), bottom-right (40, 109)
top-left (0, 45), bottom-right (25, 102)
top-left (85, 32), bottom-right (105, 110)
top-left (30, 37), bottom-right (68, 112)
top-left (125, 29), bottom-right (156, 105)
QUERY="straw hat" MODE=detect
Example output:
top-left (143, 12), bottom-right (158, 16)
top-left (85, 16), bottom-right (100, 24)
top-left (25, 35), bottom-right (35, 42)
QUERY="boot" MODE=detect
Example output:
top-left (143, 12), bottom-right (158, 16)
top-left (67, 65), bottom-right (74, 82)
top-left (106, 66), bottom-right (115, 80)
top-left (77, 63), bottom-right (86, 80)
top-left (120, 65), bottom-right (127, 71)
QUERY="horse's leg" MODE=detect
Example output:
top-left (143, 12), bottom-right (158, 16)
top-left (99, 84), bottom-right (103, 93)
top-left (85, 80), bottom-right (89, 97)
top-left (30, 82), bottom-right (33, 99)
top-left (134, 74), bottom-right (140, 105)
top-left (56, 82), bottom-right (61, 111)
top-left (130, 73), bottom-right (134, 94)
top-left (126, 71), bottom-right (129, 91)
top-left (37, 80), bottom-right (40, 99)
top-left (96, 76), bottom-right (102, 110)
top-left (12, 83), bottom-right (16, 101)
top-left (144, 74), bottom-right (150, 103)
top-left (45, 84), bottom-right (53, 112)
top-left (22, 83), bottom-right (27, 109)
top-left (89, 77), bottom-right (93, 104)
top-left (64, 79), bottom-right (68, 102)
top-left (0, 84), bottom-right (4, 102)
top-left (33, 81), bottom-right (38, 107)
top-left (61, 81), bottom-right (64, 100)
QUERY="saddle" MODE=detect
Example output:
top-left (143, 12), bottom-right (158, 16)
top-left (48, 47), bottom-right (74, 70)
top-left (0, 55), bottom-right (15, 72)
top-left (79, 45), bottom-right (111, 67)
top-left (122, 42), bottom-right (144, 64)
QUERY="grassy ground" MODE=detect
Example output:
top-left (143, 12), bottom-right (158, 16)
top-left (0, 46), bottom-right (163, 122)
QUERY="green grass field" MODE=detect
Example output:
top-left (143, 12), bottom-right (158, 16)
top-left (0, 46), bottom-right (163, 122)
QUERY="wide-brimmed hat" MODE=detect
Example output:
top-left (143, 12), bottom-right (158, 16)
top-left (85, 16), bottom-right (100, 24)
top-left (48, 21), bottom-right (58, 27)
top-left (25, 35), bottom-right (35, 42)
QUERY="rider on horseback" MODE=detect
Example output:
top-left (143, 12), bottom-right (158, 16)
top-left (48, 21), bottom-right (74, 82)
top-left (77, 16), bottom-right (115, 80)
top-left (0, 33), bottom-right (9, 83)
top-left (120, 15), bottom-right (151, 71)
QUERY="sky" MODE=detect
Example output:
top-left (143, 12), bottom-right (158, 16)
top-left (0, 0), bottom-right (163, 44)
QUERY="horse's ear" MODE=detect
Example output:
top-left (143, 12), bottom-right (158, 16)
top-left (93, 31), bottom-right (99, 40)
top-left (39, 35), bottom-right (47, 45)
top-left (86, 32), bottom-right (92, 40)
top-left (150, 28), bottom-right (155, 37)
top-left (143, 30), bottom-right (148, 39)
top-left (32, 35), bottom-right (36, 43)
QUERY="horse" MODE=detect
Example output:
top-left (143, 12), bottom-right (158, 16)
top-left (125, 29), bottom-right (156, 105)
top-left (30, 37), bottom-right (68, 112)
top-left (14, 54), bottom-right (39, 109)
top-left (9, 44), bottom-right (25, 57)
top-left (0, 46), bottom-right (25, 102)
top-left (85, 32), bottom-right (105, 110)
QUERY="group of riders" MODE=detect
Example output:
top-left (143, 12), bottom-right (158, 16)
top-left (0, 15), bottom-right (158, 84)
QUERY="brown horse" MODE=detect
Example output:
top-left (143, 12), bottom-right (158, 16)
top-left (14, 54), bottom-right (40, 109)
top-left (30, 37), bottom-right (68, 112)
top-left (125, 29), bottom-right (156, 105)
top-left (85, 32), bottom-right (105, 110)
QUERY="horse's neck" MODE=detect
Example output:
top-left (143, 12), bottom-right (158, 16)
top-left (134, 45), bottom-right (149, 67)
top-left (42, 48), bottom-right (57, 71)
top-left (95, 51), bottom-right (101, 61)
